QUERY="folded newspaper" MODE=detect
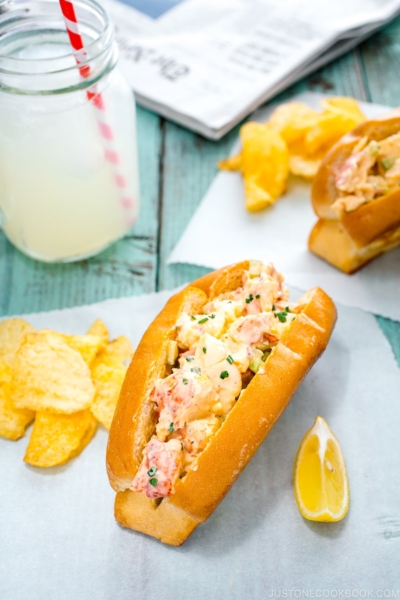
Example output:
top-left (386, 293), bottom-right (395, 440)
top-left (102, 0), bottom-right (400, 139)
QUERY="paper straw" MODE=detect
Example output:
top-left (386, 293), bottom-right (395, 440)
top-left (59, 0), bottom-right (136, 220)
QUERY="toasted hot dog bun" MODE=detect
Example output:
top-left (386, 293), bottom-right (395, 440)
top-left (106, 262), bottom-right (337, 545)
top-left (308, 218), bottom-right (400, 274)
top-left (311, 108), bottom-right (400, 249)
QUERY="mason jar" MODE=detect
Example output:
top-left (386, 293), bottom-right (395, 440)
top-left (0, 0), bottom-right (140, 262)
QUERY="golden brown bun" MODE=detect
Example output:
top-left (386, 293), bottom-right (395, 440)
top-left (106, 263), bottom-right (337, 545)
top-left (312, 108), bottom-right (400, 246)
top-left (308, 218), bottom-right (400, 274)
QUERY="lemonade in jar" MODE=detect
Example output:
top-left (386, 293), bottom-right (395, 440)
top-left (0, 0), bottom-right (139, 262)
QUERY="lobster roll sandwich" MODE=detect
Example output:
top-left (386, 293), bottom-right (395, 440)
top-left (106, 261), bottom-right (336, 545)
top-left (309, 109), bottom-right (400, 273)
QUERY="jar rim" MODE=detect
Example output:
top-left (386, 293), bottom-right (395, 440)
top-left (0, 0), bottom-right (117, 93)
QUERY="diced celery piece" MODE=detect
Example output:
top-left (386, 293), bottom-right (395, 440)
top-left (381, 156), bottom-right (395, 171)
top-left (249, 349), bottom-right (263, 373)
top-left (262, 349), bottom-right (272, 362)
top-left (369, 142), bottom-right (380, 157)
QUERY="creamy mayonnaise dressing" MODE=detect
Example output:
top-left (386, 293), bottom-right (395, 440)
top-left (131, 261), bottom-right (298, 499)
top-left (332, 132), bottom-right (400, 214)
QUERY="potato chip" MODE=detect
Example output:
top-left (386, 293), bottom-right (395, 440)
top-left (269, 97), bottom-right (366, 175)
top-left (0, 360), bottom-right (12, 386)
top-left (285, 97), bottom-right (366, 177)
top-left (62, 333), bottom-right (105, 365)
top-left (87, 319), bottom-right (109, 345)
top-left (91, 363), bottom-right (127, 429)
top-left (218, 96), bottom-right (366, 208)
top-left (38, 329), bottom-right (105, 366)
top-left (0, 360), bottom-right (34, 441)
top-left (91, 336), bottom-right (133, 429)
top-left (218, 155), bottom-right (242, 171)
top-left (24, 410), bottom-right (97, 467)
top-left (11, 331), bottom-right (95, 414)
top-left (304, 97), bottom-right (366, 156)
top-left (268, 102), bottom-right (321, 145)
top-left (240, 122), bottom-right (289, 211)
top-left (304, 112), bottom-right (362, 156)
top-left (320, 97), bottom-right (366, 123)
top-left (92, 336), bottom-right (133, 370)
top-left (289, 154), bottom-right (322, 179)
top-left (0, 318), bottom-right (36, 368)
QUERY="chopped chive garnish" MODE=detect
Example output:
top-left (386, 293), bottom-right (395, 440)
top-left (285, 306), bottom-right (290, 312)
top-left (202, 347), bottom-right (207, 354)
top-left (147, 466), bottom-right (158, 477)
top-left (275, 311), bottom-right (287, 323)
top-left (256, 294), bottom-right (260, 299)
top-left (182, 378), bottom-right (188, 385)
top-left (245, 293), bottom-right (254, 304)
top-left (198, 317), bottom-right (209, 324)
top-left (272, 304), bottom-right (276, 311)
top-left (168, 422), bottom-right (174, 433)
top-left (209, 313), bottom-right (216, 319)
top-left (149, 478), bottom-right (158, 487)
top-left (226, 355), bottom-right (234, 364)
top-left (220, 370), bottom-right (229, 379)
top-left (190, 366), bottom-right (201, 374)
top-left (185, 356), bottom-right (194, 362)
top-left (190, 315), bottom-right (196, 320)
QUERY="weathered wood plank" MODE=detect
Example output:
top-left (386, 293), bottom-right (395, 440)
top-left (276, 48), bottom-right (368, 102)
top-left (156, 120), bottom-right (240, 290)
top-left (0, 105), bottom-right (161, 316)
top-left (358, 15), bottom-right (400, 106)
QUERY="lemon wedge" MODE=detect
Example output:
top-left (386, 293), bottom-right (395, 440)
top-left (294, 416), bottom-right (349, 522)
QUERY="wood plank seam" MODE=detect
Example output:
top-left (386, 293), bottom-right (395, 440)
top-left (0, 241), bottom-right (13, 314)
top-left (355, 46), bottom-right (372, 102)
top-left (352, 48), bottom-right (370, 102)
top-left (155, 118), bottom-right (166, 292)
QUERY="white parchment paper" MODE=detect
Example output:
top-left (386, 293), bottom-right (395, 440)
top-left (168, 93), bottom-right (400, 321)
top-left (1, 290), bottom-right (400, 599)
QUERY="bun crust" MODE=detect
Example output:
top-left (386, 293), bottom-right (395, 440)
top-left (310, 109), bottom-right (400, 270)
top-left (106, 263), bottom-right (337, 545)
top-left (308, 218), bottom-right (400, 274)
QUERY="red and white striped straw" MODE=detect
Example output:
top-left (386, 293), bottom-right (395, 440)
top-left (59, 0), bottom-right (136, 221)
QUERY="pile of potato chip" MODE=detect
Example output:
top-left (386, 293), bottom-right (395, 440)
top-left (0, 318), bottom-right (133, 467)
top-left (218, 96), bottom-right (366, 212)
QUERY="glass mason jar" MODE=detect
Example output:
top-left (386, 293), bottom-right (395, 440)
top-left (0, 0), bottom-right (140, 262)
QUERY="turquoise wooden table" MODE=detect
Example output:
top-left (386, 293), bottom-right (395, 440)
top-left (0, 18), bottom-right (399, 365)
